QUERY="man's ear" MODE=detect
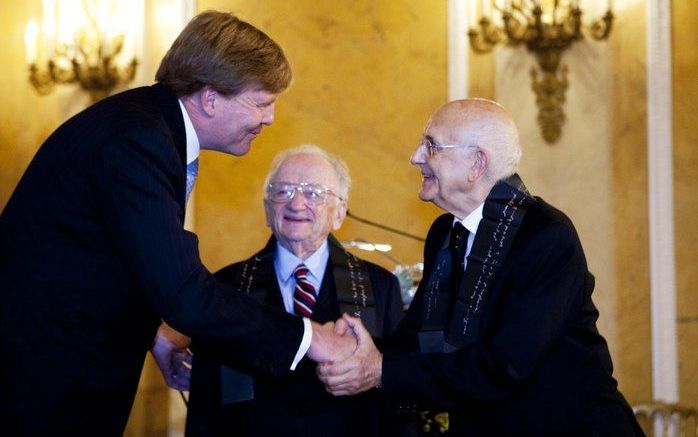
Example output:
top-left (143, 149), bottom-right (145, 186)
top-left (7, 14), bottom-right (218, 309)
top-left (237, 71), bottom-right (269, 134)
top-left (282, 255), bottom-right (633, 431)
top-left (468, 148), bottom-right (488, 182)
top-left (332, 201), bottom-right (347, 231)
top-left (198, 86), bottom-right (217, 117)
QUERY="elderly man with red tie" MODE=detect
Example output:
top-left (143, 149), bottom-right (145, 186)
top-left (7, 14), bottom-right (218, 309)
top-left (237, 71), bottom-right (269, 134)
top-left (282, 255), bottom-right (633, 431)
top-left (182, 145), bottom-right (405, 436)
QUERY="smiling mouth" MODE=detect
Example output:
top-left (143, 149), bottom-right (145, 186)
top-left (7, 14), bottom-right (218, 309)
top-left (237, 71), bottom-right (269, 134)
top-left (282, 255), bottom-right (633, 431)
top-left (284, 216), bottom-right (311, 222)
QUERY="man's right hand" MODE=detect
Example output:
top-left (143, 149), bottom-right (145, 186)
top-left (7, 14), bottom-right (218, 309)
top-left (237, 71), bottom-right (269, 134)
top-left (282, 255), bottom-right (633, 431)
top-left (317, 314), bottom-right (382, 396)
top-left (306, 320), bottom-right (357, 363)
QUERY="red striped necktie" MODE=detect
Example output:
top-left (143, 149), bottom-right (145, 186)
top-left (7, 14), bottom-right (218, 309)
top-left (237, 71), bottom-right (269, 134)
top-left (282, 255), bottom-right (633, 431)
top-left (293, 263), bottom-right (317, 318)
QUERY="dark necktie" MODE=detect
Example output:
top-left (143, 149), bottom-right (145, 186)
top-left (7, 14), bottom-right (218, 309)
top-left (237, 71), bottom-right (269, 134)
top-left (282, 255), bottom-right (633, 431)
top-left (293, 264), bottom-right (317, 318)
top-left (449, 222), bottom-right (469, 292)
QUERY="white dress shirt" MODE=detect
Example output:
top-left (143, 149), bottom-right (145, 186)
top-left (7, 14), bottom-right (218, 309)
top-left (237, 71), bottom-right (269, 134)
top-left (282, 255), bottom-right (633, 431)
top-left (274, 240), bottom-right (330, 313)
top-left (178, 99), bottom-right (200, 165)
top-left (453, 203), bottom-right (484, 270)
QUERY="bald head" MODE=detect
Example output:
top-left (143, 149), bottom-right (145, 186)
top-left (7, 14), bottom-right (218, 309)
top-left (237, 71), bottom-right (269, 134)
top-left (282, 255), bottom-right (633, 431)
top-left (410, 98), bottom-right (522, 217)
top-left (428, 98), bottom-right (521, 181)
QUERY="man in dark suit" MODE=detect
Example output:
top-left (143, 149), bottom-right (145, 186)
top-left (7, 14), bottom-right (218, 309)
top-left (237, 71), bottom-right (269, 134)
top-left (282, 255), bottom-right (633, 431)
top-left (0, 11), bottom-right (352, 435)
top-left (319, 99), bottom-right (643, 435)
top-left (184, 145), bottom-right (404, 436)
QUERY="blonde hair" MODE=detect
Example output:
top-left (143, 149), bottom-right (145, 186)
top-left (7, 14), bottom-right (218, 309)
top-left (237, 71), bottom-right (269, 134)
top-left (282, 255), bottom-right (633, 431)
top-left (156, 10), bottom-right (292, 97)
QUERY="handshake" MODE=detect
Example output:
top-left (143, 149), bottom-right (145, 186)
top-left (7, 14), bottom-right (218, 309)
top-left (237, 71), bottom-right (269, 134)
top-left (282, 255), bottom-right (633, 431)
top-left (309, 313), bottom-right (383, 396)
top-left (152, 314), bottom-right (382, 397)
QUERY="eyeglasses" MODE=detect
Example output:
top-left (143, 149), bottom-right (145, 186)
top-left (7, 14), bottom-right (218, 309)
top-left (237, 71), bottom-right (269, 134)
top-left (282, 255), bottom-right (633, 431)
top-left (419, 138), bottom-right (475, 158)
top-left (266, 182), bottom-right (344, 206)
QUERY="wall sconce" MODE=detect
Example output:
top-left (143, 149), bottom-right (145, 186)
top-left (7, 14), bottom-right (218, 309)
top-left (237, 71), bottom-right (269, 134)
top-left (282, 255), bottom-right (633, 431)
top-left (468, 0), bottom-right (614, 143)
top-left (24, 0), bottom-right (141, 102)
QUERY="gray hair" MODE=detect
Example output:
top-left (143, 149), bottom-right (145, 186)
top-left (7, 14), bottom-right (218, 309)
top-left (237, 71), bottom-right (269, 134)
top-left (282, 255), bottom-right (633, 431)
top-left (262, 145), bottom-right (352, 201)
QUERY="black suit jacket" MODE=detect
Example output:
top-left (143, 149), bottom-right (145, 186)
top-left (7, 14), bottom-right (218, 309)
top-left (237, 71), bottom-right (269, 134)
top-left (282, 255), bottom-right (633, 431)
top-left (185, 236), bottom-right (405, 437)
top-left (382, 198), bottom-right (642, 436)
top-left (0, 84), bottom-right (303, 435)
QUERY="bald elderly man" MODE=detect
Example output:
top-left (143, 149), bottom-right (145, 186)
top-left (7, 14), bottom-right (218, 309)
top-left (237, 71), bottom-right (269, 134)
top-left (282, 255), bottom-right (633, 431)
top-left (319, 99), bottom-right (643, 436)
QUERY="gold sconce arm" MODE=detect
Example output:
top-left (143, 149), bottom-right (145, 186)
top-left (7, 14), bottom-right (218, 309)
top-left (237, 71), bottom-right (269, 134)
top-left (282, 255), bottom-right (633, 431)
top-left (589, 11), bottom-right (614, 40)
top-left (468, 17), bottom-right (504, 54)
top-left (28, 64), bottom-right (55, 95)
top-left (501, 12), bottom-right (528, 45)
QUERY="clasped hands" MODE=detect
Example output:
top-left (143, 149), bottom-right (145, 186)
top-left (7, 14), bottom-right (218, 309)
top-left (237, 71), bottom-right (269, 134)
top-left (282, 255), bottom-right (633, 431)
top-left (151, 314), bottom-right (382, 397)
top-left (312, 313), bottom-right (383, 396)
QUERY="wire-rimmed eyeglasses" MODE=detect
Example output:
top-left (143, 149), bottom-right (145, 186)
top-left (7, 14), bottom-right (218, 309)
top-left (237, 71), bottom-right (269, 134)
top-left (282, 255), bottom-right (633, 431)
top-left (266, 182), bottom-right (344, 206)
top-left (419, 138), bottom-right (476, 158)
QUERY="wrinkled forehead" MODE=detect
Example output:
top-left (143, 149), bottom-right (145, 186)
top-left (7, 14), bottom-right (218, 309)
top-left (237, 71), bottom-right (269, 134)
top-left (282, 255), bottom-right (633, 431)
top-left (424, 100), bottom-right (511, 143)
top-left (272, 154), bottom-right (339, 188)
top-left (423, 109), bottom-right (472, 144)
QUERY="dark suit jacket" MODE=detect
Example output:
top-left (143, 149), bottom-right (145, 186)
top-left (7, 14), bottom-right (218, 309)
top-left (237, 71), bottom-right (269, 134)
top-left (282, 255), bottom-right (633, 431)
top-left (0, 84), bottom-right (303, 435)
top-left (185, 236), bottom-right (405, 437)
top-left (382, 198), bottom-right (642, 436)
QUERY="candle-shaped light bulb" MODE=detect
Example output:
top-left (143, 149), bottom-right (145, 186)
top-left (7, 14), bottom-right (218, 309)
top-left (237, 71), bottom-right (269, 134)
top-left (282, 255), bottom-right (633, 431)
top-left (42, 0), bottom-right (56, 59)
top-left (483, 0), bottom-right (492, 18)
top-left (469, 0), bottom-right (479, 28)
top-left (25, 20), bottom-right (39, 64)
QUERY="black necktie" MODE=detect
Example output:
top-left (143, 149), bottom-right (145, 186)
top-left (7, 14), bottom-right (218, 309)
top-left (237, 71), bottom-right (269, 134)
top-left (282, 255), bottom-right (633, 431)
top-left (449, 222), bottom-right (469, 292)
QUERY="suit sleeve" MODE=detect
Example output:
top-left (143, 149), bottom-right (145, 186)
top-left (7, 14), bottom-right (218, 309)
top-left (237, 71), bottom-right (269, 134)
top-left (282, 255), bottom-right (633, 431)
top-left (96, 133), bottom-right (303, 377)
top-left (382, 220), bottom-right (590, 410)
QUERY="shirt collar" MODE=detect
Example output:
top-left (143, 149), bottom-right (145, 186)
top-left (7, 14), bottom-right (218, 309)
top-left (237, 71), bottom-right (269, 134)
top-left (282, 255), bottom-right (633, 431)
top-left (178, 99), bottom-right (200, 165)
top-left (453, 202), bottom-right (484, 235)
top-left (275, 240), bottom-right (330, 283)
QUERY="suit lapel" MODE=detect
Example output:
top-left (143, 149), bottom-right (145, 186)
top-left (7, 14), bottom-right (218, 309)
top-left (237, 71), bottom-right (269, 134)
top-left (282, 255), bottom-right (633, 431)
top-left (310, 261), bottom-right (340, 323)
top-left (446, 175), bottom-right (534, 348)
top-left (151, 83), bottom-right (187, 167)
top-left (150, 83), bottom-right (188, 214)
top-left (265, 266), bottom-right (286, 310)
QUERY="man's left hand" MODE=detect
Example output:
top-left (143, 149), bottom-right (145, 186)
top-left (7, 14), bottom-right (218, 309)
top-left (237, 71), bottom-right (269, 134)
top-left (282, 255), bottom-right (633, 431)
top-left (317, 313), bottom-right (382, 396)
top-left (151, 323), bottom-right (193, 391)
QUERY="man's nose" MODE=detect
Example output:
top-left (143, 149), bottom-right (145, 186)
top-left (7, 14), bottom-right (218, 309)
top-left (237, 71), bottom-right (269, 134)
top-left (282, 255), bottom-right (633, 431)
top-left (262, 103), bottom-right (275, 126)
top-left (288, 189), bottom-right (306, 209)
top-left (410, 143), bottom-right (427, 165)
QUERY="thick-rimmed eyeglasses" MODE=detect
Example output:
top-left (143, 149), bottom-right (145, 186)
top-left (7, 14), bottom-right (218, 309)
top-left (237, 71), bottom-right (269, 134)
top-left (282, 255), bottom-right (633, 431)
top-left (419, 138), bottom-right (475, 158)
top-left (266, 182), bottom-right (344, 206)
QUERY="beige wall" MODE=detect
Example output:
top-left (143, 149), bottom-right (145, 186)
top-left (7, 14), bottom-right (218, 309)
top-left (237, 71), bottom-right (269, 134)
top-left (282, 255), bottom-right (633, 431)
top-left (673, 0), bottom-right (698, 409)
top-left (608, 0), bottom-right (653, 405)
top-left (0, 0), bottom-right (696, 435)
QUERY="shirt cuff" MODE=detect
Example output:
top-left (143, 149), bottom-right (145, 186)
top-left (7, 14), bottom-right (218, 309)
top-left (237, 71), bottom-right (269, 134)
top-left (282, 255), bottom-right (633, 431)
top-left (290, 317), bottom-right (312, 370)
